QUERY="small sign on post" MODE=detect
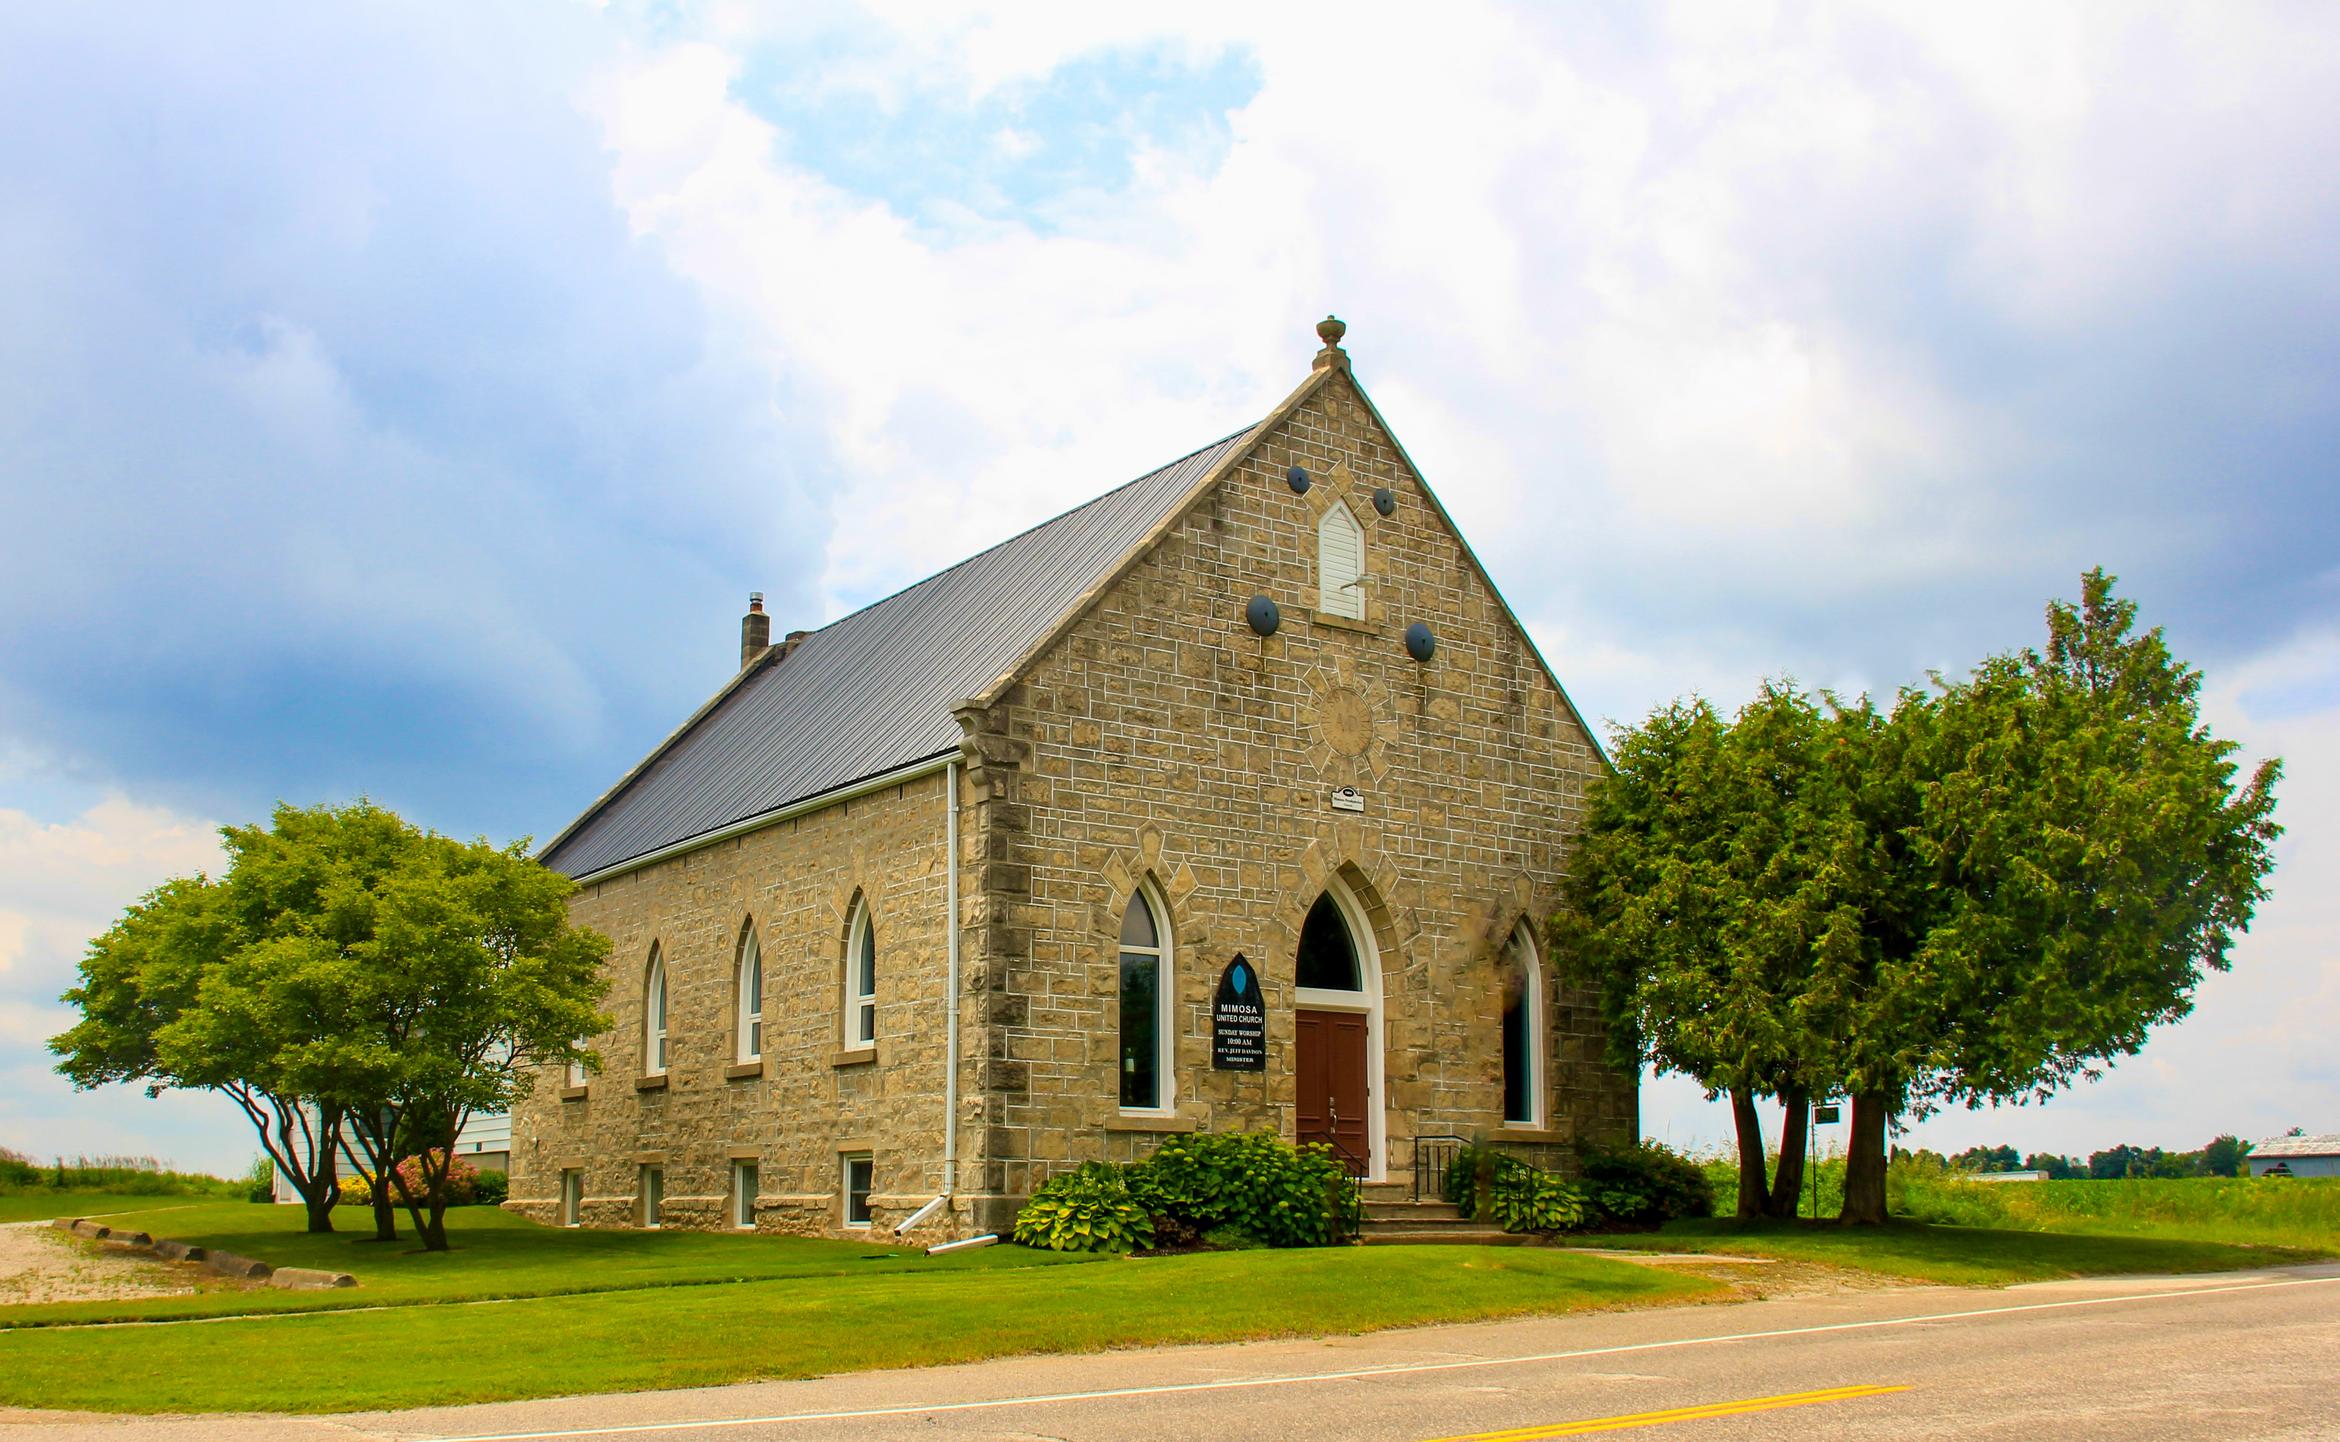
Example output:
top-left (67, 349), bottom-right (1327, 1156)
top-left (1812, 1104), bottom-right (1842, 1125)
top-left (1211, 955), bottom-right (1266, 1071)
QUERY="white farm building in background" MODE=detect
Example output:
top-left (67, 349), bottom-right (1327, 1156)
top-left (2247, 1132), bottom-right (2340, 1178)
top-left (270, 1111), bottom-right (512, 1203)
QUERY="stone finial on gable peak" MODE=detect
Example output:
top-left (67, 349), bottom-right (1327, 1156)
top-left (1312, 313), bottom-right (1349, 373)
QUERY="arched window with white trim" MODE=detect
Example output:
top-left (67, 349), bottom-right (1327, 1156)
top-left (1500, 924), bottom-right (1543, 1127)
top-left (1317, 502), bottom-right (1365, 619)
top-left (844, 898), bottom-right (876, 1049)
top-left (643, 945), bottom-right (668, 1076)
top-left (1117, 886), bottom-right (1172, 1112)
top-left (735, 921), bottom-right (763, 1064)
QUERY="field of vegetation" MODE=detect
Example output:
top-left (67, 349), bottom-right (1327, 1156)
top-left (0, 1147), bottom-right (252, 1208)
top-left (1895, 1174), bottom-right (2340, 1252)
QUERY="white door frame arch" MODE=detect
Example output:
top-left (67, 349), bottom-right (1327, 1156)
top-left (1292, 874), bottom-right (1387, 1181)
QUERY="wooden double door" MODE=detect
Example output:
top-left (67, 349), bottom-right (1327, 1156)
top-left (1294, 1008), bottom-right (1370, 1172)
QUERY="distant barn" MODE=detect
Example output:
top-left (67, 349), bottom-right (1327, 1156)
top-left (2247, 1133), bottom-right (2340, 1178)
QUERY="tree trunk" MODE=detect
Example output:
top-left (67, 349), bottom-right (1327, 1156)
top-left (301, 1185), bottom-right (336, 1234)
top-left (419, 1200), bottom-right (450, 1253)
top-left (1728, 1088), bottom-right (1769, 1220)
top-left (1766, 1088), bottom-right (1810, 1219)
top-left (1838, 1091), bottom-right (1892, 1225)
top-left (369, 1173), bottom-right (399, 1242)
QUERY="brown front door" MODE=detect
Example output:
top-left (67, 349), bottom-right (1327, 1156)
top-left (1295, 1008), bottom-right (1370, 1172)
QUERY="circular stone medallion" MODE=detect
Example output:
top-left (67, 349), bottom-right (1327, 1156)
top-left (1320, 686), bottom-right (1373, 756)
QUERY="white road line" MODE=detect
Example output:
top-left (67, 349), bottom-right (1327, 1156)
top-left (418, 1271), bottom-right (2340, 1442)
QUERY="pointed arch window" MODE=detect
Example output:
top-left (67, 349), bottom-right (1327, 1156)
top-left (643, 946), bottom-right (669, 1077)
top-left (1118, 887), bottom-right (1172, 1112)
top-left (735, 923), bottom-right (763, 1064)
top-left (1317, 502), bottom-right (1365, 619)
top-left (1296, 895), bottom-right (1362, 991)
top-left (844, 900), bottom-right (877, 1048)
top-left (1501, 924), bottom-right (1543, 1127)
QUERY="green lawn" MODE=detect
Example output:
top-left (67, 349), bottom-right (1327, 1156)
top-left (1574, 1216), bottom-right (2325, 1286)
top-left (0, 1243), bottom-right (1715, 1414)
top-left (0, 1192), bottom-right (230, 1225)
top-left (1, 1200), bottom-right (1094, 1326)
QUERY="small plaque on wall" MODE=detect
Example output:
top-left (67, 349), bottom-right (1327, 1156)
top-left (1329, 786), bottom-right (1366, 813)
top-left (1211, 955), bottom-right (1267, 1071)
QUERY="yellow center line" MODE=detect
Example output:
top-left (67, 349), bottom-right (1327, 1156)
top-left (1417, 1383), bottom-right (1912, 1442)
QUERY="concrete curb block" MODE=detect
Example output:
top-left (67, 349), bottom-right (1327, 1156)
top-left (49, 1217), bottom-right (347, 1288)
top-left (267, 1266), bottom-right (357, 1290)
top-left (199, 1250), bottom-right (272, 1280)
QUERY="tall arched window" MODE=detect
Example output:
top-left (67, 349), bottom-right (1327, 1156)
top-left (643, 945), bottom-right (668, 1076)
top-left (1118, 887), bottom-right (1172, 1112)
top-left (1317, 502), bottom-right (1365, 619)
top-left (844, 899), bottom-right (876, 1049)
top-left (735, 922), bottom-right (763, 1064)
top-left (1501, 924), bottom-right (1543, 1127)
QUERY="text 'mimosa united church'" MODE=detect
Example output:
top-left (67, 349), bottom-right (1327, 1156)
top-left (508, 319), bottom-right (1637, 1240)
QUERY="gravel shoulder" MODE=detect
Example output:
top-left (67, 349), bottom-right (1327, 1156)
top-left (0, 1222), bottom-right (206, 1307)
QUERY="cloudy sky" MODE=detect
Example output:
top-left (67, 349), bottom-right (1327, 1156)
top-left (4, 2), bottom-right (2334, 1174)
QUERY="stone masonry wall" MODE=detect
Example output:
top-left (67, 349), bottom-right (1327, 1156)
top-left (958, 365), bottom-right (1635, 1229)
top-left (506, 769), bottom-right (975, 1242)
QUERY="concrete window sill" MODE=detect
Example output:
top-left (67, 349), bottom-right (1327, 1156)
top-left (724, 1061), bottom-right (765, 1082)
top-left (635, 1074), bottom-right (669, 1093)
top-left (1103, 1114), bottom-right (1198, 1134)
top-left (1492, 1124), bottom-right (1571, 1144)
top-left (559, 1085), bottom-right (589, 1102)
top-left (1308, 611), bottom-right (1380, 636)
top-left (832, 1046), bottom-right (880, 1069)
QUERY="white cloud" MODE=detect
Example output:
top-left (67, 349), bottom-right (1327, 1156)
top-left (0, 795), bottom-right (264, 1172)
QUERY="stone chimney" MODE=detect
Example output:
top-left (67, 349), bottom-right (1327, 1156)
top-left (740, 593), bottom-right (771, 670)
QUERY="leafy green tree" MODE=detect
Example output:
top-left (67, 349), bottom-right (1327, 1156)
top-left (1554, 683), bottom-right (1858, 1218)
top-left (1825, 572), bottom-right (2280, 1222)
top-left (1559, 571), bottom-right (2279, 1226)
top-left (52, 801), bottom-right (609, 1246)
top-left (328, 825), bottom-right (611, 1250)
top-left (1953, 1145), bottom-right (2022, 1172)
top-left (2022, 1152), bottom-right (2083, 1180)
top-left (2200, 1135), bottom-right (2252, 1178)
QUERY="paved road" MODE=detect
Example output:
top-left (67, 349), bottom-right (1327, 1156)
top-left (8, 1264), bottom-right (2337, 1441)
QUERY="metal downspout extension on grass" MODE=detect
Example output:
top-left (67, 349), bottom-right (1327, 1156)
top-left (898, 757), bottom-right (963, 1241)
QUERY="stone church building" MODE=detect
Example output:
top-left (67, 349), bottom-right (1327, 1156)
top-left (506, 320), bottom-right (1635, 1240)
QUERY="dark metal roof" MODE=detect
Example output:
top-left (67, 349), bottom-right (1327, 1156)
top-left (543, 426), bottom-right (1256, 877)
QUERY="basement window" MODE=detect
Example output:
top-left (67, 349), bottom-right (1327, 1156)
top-left (732, 1161), bottom-right (759, 1230)
top-left (639, 1166), bottom-right (663, 1229)
top-left (843, 1154), bottom-right (874, 1228)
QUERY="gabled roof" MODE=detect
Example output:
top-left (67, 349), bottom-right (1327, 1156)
top-left (2252, 1132), bottom-right (2340, 1159)
top-left (541, 426), bottom-right (1259, 879)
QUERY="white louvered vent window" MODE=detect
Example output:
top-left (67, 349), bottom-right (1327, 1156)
top-left (1318, 503), bottom-right (1366, 619)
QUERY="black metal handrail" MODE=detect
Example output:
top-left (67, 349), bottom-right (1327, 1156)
top-left (1411, 1134), bottom-right (1470, 1202)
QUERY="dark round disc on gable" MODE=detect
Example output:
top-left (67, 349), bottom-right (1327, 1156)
top-left (1373, 487), bottom-right (1395, 516)
top-left (1286, 465), bottom-right (1310, 494)
top-left (1405, 622), bottom-right (1435, 662)
top-left (1247, 594), bottom-right (1282, 637)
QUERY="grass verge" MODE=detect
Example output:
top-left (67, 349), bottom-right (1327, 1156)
top-left (0, 1201), bottom-right (1093, 1326)
top-left (1574, 1216), bottom-right (2324, 1285)
top-left (0, 1245), bottom-right (1716, 1414)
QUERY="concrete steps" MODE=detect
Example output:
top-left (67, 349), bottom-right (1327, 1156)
top-left (1354, 1196), bottom-right (1533, 1246)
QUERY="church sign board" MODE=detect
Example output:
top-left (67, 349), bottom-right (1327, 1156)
top-left (1212, 955), bottom-right (1266, 1071)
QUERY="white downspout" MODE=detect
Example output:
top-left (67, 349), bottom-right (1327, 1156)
top-left (899, 758), bottom-right (966, 1243)
top-left (943, 757), bottom-right (961, 1204)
